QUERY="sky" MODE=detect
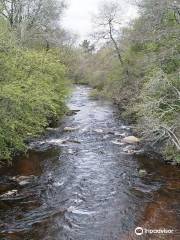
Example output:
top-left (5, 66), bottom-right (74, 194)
top-left (62, 0), bottom-right (138, 40)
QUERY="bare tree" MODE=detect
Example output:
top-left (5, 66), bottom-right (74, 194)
top-left (92, 1), bottom-right (124, 65)
top-left (0, 0), bottom-right (67, 47)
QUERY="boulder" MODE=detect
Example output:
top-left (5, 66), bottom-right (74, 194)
top-left (0, 190), bottom-right (18, 198)
top-left (66, 109), bottom-right (80, 116)
top-left (139, 169), bottom-right (147, 177)
top-left (122, 136), bottom-right (140, 144)
top-left (46, 127), bottom-right (59, 132)
top-left (47, 138), bottom-right (68, 145)
top-left (12, 175), bottom-right (35, 182)
top-left (18, 180), bottom-right (31, 186)
top-left (11, 175), bottom-right (36, 186)
top-left (64, 127), bottom-right (79, 132)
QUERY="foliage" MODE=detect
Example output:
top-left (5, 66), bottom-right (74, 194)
top-left (0, 20), bottom-right (69, 162)
top-left (75, 0), bottom-right (180, 162)
top-left (0, 0), bottom-right (67, 48)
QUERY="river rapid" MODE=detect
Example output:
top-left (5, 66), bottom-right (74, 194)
top-left (0, 85), bottom-right (179, 240)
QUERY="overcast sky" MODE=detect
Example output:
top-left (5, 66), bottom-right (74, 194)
top-left (62, 0), bottom-right (138, 40)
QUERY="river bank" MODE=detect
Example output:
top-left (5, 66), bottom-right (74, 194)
top-left (0, 85), bottom-right (179, 240)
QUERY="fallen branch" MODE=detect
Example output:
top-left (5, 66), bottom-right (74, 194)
top-left (160, 125), bottom-right (180, 151)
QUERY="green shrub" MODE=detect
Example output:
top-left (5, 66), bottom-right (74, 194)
top-left (0, 23), bottom-right (69, 162)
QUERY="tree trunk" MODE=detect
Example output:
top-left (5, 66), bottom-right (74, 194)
top-left (109, 22), bottom-right (124, 65)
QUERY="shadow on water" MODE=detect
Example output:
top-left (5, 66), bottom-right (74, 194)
top-left (0, 86), bottom-right (179, 240)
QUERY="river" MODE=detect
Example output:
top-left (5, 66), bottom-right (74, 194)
top-left (0, 85), bottom-right (179, 240)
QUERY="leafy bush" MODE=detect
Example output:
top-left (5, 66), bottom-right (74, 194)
top-left (0, 22), bottom-right (69, 162)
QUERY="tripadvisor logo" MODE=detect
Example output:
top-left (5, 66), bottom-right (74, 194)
top-left (135, 227), bottom-right (174, 236)
top-left (135, 227), bottom-right (143, 236)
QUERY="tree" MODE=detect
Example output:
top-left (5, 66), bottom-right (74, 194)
top-left (76, 0), bottom-right (179, 161)
top-left (92, 1), bottom-right (124, 65)
top-left (80, 40), bottom-right (95, 54)
top-left (0, 0), bottom-right (67, 48)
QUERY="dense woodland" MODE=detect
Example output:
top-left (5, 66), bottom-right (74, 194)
top-left (0, 0), bottom-right (179, 163)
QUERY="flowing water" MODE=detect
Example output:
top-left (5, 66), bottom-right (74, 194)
top-left (0, 86), bottom-right (179, 240)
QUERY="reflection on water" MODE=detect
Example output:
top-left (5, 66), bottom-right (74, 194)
top-left (0, 86), bottom-right (179, 240)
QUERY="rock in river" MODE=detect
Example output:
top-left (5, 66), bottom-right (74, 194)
top-left (94, 129), bottom-right (104, 134)
top-left (64, 126), bottom-right (79, 132)
top-left (122, 136), bottom-right (140, 144)
top-left (0, 189), bottom-right (18, 198)
top-left (111, 140), bottom-right (125, 146)
top-left (66, 109), bottom-right (80, 116)
top-left (0, 177), bottom-right (19, 194)
top-left (11, 175), bottom-right (37, 186)
top-left (139, 169), bottom-right (147, 177)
